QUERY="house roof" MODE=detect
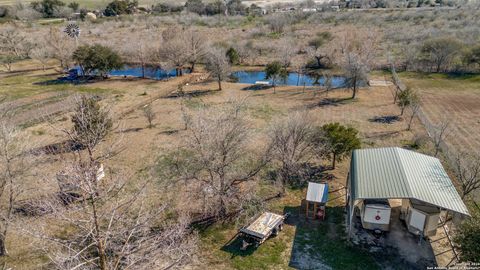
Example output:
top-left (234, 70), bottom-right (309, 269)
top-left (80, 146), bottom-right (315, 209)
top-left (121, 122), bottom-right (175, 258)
top-left (306, 182), bottom-right (329, 203)
top-left (349, 147), bottom-right (469, 216)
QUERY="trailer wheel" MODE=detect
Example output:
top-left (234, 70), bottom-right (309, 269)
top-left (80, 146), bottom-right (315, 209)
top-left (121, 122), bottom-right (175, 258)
top-left (278, 224), bottom-right (283, 231)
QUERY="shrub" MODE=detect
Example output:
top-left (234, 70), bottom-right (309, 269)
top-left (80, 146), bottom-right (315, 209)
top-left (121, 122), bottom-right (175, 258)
top-left (72, 44), bottom-right (123, 77)
top-left (455, 208), bottom-right (480, 263)
top-left (205, 0), bottom-right (226, 16)
top-left (226, 47), bottom-right (239, 65)
top-left (313, 123), bottom-right (361, 169)
top-left (227, 0), bottom-right (246, 15)
top-left (68, 2), bottom-right (79, 11)
top-left (421, 36), bottom-right (462, 72)
top-left (30, 0), bottom-right (65, 18)
top-left (0, 6), bottom-right (9, 18)
top-left (464, 45), bottom-right (480, 70)
top-left (185, 0), bottom-right (205, 15)
top-left (104, 0), bottom-right (138, 17)
top-left (152, 3), bottom-right (184, 13)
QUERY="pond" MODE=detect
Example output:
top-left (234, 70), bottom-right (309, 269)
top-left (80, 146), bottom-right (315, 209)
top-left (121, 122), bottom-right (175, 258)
top-left (72, 65), bottom-right (190, 80)
top-left (231, 71), bottom-right (350, 88)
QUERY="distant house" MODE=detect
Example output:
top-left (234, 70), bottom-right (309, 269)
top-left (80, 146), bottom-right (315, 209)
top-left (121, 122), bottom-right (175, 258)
top-left (346, 147), bottom-right (469, 237)
top-left (331, 5), bottom-right (340, 11)
top-left (302, 8), bottom-right (318, 12)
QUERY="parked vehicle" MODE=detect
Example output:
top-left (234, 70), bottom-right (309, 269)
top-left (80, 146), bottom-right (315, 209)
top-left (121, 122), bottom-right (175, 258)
top-left (239, 212), bottom-right (288, 250)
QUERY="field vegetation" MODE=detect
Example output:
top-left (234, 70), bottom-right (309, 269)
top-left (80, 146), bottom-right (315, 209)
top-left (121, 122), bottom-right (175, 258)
top-left (0, 0), bottom-right (479, 269)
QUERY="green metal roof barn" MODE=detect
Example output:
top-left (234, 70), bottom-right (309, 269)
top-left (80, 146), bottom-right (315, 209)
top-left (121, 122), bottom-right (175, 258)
top-left (347, 147), bottom-right (470, 234)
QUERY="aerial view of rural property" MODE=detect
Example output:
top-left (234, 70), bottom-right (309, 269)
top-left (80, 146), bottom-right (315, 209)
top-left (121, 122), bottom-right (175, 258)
top-left (0, 0), bottom-right (479, 269)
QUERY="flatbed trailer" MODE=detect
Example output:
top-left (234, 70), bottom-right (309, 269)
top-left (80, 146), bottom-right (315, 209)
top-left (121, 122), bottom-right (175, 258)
top-left (239, 212), bottom-right (288, 250)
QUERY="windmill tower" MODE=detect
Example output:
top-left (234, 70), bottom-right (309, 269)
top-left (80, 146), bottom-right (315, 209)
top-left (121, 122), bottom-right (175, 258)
top-left (64, 22), bottom-right (80, 46)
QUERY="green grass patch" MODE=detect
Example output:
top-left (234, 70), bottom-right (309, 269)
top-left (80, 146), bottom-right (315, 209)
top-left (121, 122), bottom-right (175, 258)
top-left (398, 72), bottom-right (480, 91)
top-left (200, 186), bottom-right (379, 270)
top-left (184, 98), bottom-right (208, 109)
top-left (0, 73), bottom-right (119, 100)
top-left (31, 129), bottom-right (46, 136)
top-left (200, 222), bottom-right (291, 270)
top-left (248, 103), bottom-right (281, 121)
top-left (293, 207), bottom-right (379, 270)
top-left (399, 71), bottom-right (480, 81)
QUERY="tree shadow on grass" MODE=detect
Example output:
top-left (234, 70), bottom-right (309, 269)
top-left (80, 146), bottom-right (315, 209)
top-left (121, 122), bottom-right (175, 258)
top-left (369, 115), bottom-right (401, 124)
top-left (165, 89), bottom-right (220, 99)
top-left (364, 130), bottom-right (402, 139)
top-left (220, 233), bottom-right (260, 258)
top-left (158, 129), bottom-right (180, 135)
top-left (288, 206), bottom-right (379, 269)
top-left (241, 85), bottom-right (273, 91)
top-left (307, 97), bottom-right (353, 109)
top-left (33, 77), bottom-right (104, 86)
top-left (220, 207), bottom-right (297, 260)
top-left (31, 140), bottom-right (84, 155)
top-left (267, 163), bottom-right (336, 190)
top-left (117, 127), bottom-right (143, 133)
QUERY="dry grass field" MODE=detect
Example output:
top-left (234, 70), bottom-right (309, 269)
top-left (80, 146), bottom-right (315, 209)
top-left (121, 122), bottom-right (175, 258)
top-left (2, 58), bottom-right (468, 269)
top-left (0, 0), bottom-right (152, 9)
top-left (402, 73), bottom-right (480, 159)
top-left (1, 5), bottom-right (480, 267)
top-left (0, 0), bottom-right (320, 9)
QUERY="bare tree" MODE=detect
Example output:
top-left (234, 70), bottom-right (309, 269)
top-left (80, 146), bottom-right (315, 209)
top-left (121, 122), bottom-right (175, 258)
top-left (453, 153), bottom-right (480, 199)
top-left (390, 60), bottom-right (406, 104)
top-left (342, 52), bottom-right (369, 99)
top-left (40, 155), bottom-right (197, 270)
top-left (37, 96), bottom-right (197, 270)
top-left (0, 110), bottom-right (35, 256)
top-left (233, 41), bottom-right (258, 66)
top-left (432, 118), bottom-right (450, 157)
top-left (0, 55), bottom-right (19, 72)
top-left (205, 47), bottom-right (230, 91)
top-left (276, 38), bottom-right (296, 69)
top-left (322, 71), bottom-right (333, 97)
top-left (266, 14), bottom-right (289, 33)
top-left (268, 112), bottom-right (315, 195)
top-left (307, 32), bottom-right (333, 68)
top-left (168, 100), bottom-right (270, 218)
top-left (185, 29), bottom-right (206, 72)
top-left (66, 95), bottom-right (113, 162)
top-left (337, 28), bottom-right (378, 99)
top-left (290, 56), bottom-right (306, 87)
top-left (401, 43), bottom-right (419, 71)
top-left (158, 33), bottom-right (189, 77)
top-left (46, 27), bottom-right (75, 70)
top-left (31, 46), bottom-right (51, 71)
top-left (123, 39), bottom-right (154, 78)
top-left (142, 102), bottom-right (156, 128)
top-left (406, 98), bottom-right (420, 131)
top-left (0, 26), bottom-right (26, 57)
top-left (421, 37), bottom-right (462, 73)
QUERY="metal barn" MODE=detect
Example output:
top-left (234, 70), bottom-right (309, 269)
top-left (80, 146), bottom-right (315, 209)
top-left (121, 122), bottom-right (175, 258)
top-left (346, 147), bottom-right (470, 237)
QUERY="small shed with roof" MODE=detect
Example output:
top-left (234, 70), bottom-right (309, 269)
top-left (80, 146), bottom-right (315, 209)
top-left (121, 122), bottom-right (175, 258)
top-left (305, 182), bottom-right (329, 220)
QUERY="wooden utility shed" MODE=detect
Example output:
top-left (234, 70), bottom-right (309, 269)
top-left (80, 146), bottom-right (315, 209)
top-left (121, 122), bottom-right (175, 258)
top-left (305, 182), bottom-right (329, 220)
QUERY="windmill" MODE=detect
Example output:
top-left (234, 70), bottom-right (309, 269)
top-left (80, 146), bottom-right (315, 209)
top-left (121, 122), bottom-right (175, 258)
top-left (64, 22), bottom-right (80, 46)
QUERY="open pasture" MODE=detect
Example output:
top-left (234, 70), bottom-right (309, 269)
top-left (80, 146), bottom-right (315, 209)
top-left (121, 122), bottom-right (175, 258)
top-left (402, 73), bottom-right (480, 159)
top-left (2, 59), bottom-right (460, 269)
